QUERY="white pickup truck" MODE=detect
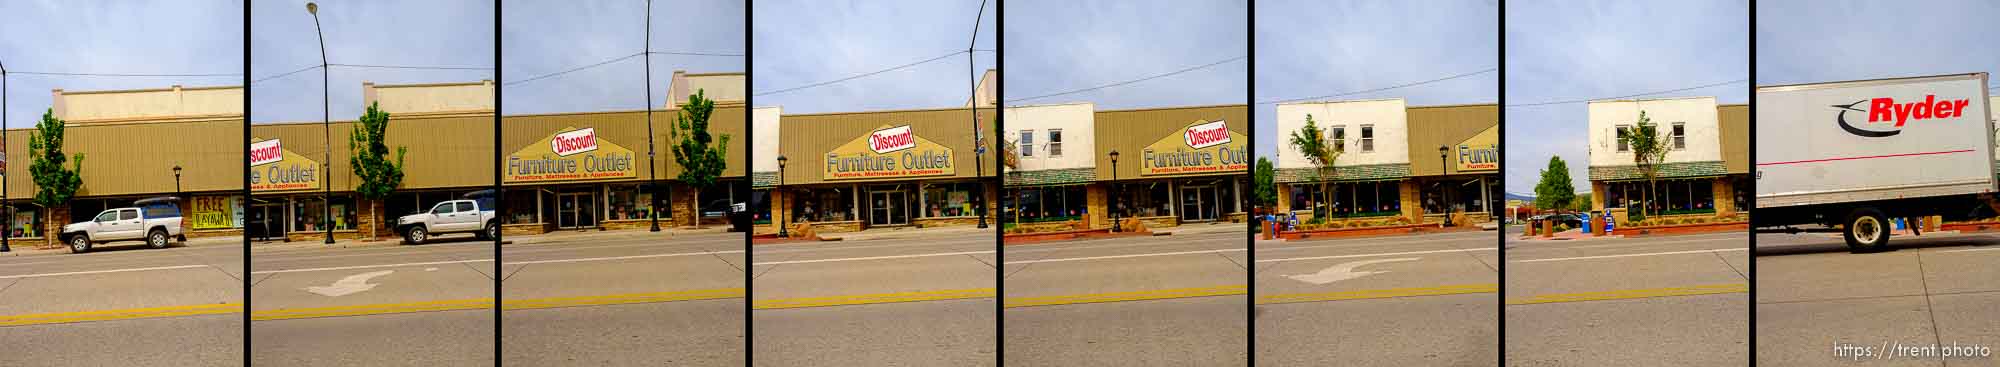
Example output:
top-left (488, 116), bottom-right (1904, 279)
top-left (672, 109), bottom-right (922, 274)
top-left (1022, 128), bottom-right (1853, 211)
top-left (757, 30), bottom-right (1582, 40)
top-left (395, 199), bottom-right (497, 244)
top-left (60, 197), bottom-right (186, 253)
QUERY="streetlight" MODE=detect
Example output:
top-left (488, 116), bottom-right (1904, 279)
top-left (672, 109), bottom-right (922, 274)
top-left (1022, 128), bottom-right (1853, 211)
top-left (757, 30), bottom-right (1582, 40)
top-left (307, 1), bottom-right (333, 244)
top-left (644, 0), bottom-right (661, 233)
top-left (776, 155), bottom-right (788, 238)
top-left (1439, 145), bottom-right (1452, 227)
top-left (1, 59), bottom-right (8, 253)
top-left (1108, 150), bottom-right (1120, 233)
top-left (173, 165), bottom-right (183, 199)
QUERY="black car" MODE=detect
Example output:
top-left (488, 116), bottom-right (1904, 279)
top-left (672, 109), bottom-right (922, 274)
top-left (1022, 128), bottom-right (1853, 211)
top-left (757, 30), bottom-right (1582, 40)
top-left (1532, 213), bottom-right (1585, 228)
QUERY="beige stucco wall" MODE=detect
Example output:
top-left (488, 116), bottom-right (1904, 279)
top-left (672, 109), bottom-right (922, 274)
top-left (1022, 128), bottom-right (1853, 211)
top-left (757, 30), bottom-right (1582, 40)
top-left (363, 81), bottom-right (495, 115)
top-left (54, 85), bottom-right (243, 123)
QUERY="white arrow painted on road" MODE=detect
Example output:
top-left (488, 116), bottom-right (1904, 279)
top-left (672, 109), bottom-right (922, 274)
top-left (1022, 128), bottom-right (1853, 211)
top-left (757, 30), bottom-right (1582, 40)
top-left (1285, 258), bottom-right (1419, 285)
top-left (303, 270), bottom-right (394, 297)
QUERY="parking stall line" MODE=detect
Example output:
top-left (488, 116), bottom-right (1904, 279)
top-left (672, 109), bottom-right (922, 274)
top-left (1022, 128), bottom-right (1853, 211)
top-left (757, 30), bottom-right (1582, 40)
top-left (0, 264), bottom-right (213, 280)
top-left (751, 251), bottom-right (995, 266)
top-left (503, 250), bottom-right (744, 265)
top-left (1510, 248), bottom-right (1746, 263)
top-left (1002, 248), bottom-right (1246, 265)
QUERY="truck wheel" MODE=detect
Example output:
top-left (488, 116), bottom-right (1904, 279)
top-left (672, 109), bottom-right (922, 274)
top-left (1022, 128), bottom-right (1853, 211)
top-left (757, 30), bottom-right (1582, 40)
top-left (147, 230), bottom-right (170, 249)
top-left (405, 227), bottom-right (428, 245)
top-left (1844, 209), bottom-right (1890, 252)
top-left (483, 223), bottom-right (499, 241)
top-left (69, 235), bottom-right (91, 253)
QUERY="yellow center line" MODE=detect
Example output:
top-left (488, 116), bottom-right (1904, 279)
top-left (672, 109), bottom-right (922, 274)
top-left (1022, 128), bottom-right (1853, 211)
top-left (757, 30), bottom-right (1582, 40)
top-left (252, 298), bottom-right (494, 321)
top-left (504, 288), bottom-right (745, 311)
top-left (1506, 283), bottom-right (1748, 305)
top-left (0, 303), bottom-right (242, 327)
top-left (1004, 285), bottom-right (1248, 308)
top-left (1256, 284), bottom-right (1498, 305)
top-left (753, 288), bottom-right (996, 310)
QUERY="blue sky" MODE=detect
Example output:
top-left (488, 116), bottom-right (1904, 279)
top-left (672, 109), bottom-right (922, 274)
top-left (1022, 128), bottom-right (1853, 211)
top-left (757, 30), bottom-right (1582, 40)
top-left (250, 0), bottom-right (493, 123)
top-left (1002, 0), bottom-right (1246, 109)
top-left (1254, 0), bottom-right (1498, 160)
top-left (752, 0), bottom-right (993, 113)
top-left (1758, 1), bottom-right (2000, 88)
top-left (1504, 0), bottom-right (1748, 195)
top-left (502, 0), bottom-right (743, 115)
top-left (0, 1), bottom-right (243, 128)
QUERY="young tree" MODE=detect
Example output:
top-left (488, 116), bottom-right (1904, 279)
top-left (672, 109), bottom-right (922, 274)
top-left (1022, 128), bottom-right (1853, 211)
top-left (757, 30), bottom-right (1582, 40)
top-left (349, 102), bottom-right (406, 201)
top-left (1253, 157), bottom-right (1277, 210)
top-left (1533, 156), bottom-right (1574, 213)
top-left (1619, 111), bottom-right (1673, 217)
top-left (1287, 114), bottom-right (1341, 218)
top-left (671, 90), bottom-right (731, 229)
top-left (29, 108), bottom-right (84, 209)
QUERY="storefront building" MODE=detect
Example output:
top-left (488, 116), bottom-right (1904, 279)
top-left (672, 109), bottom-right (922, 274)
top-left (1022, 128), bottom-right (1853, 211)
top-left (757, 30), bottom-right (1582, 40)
top-left (1002, 103), bottom-right (1250, 232)
top-left (1586, 97), bottom-right (1750, 225)
top-left (1272, 99), bottom-right (1500, 227)
top-left (754, 106), bottom-right (998, 234)
top-left (1002, 102), bottom-right (1099, 231)
top-left (252, 81), bottom-right (494, 242)
top-left (500, 71), bottom-right (746, 234)
top-left (10, 85), bottom-right (247, 246)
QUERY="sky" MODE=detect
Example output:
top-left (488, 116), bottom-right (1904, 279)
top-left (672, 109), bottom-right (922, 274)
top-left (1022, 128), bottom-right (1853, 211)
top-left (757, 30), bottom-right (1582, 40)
top-left (1002, 0), bottom-right (1246, 110)
top-left (502, 0), bottom-right (743, 115)
top-left (0, 0), bottom-right (244, 128)
top-left (751, 0), bottom-right (994, 113)
top-left (1254, 0), bottom-right (1498, 160)
top-left (1504, 0), bottom-right (1748, 195)
top-left (250, 0), bottom-right (493, 123)
top-left (1757, 1), bottom-right (2000, 88)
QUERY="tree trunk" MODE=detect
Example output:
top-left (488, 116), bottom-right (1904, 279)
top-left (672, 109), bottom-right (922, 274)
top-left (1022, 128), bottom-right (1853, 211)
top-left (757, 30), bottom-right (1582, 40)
top-left (690, 188), bottom-right (701, 230)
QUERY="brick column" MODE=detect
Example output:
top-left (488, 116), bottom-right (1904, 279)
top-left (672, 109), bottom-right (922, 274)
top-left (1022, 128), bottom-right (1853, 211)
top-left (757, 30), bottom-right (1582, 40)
top-left (1400, 180), bottom-right (1423, 224)
top-left (1275, 184), bottom-right (1292, 213)
top-left (1591, 182), bottom-right (1609, 212)
top-left (1086, 184), bottom-right (1108, 230)
top-left (1712, 178), bottom-right (1735, 217)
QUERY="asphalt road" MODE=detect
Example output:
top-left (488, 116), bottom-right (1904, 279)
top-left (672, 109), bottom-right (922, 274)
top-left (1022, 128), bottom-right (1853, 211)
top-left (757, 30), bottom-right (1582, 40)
top-left (751, 230), bottom-right (997, 366)
top-left (1004, 230), bottom-right (1248, 366)
top-left (0, 240), bottom-right (244, 366)
top-left (500, 231), bottom-right (745, 366)
top-left (1254, 230), bottom-right (1499, 366)
top-left (250, 237), bottom-right (495, 366)
top-left (1756, 230), bottom-right (2000, 366)
top-left (1505, 229), bottom-right (1748, 366)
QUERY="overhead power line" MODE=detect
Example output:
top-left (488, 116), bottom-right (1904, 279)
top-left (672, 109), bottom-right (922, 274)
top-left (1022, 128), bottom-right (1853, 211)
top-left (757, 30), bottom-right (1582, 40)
top-left (1505, 78), bottom-right (1747, 108)
top-left (1006, 56), bottom-right (1245, 103)
top-left (1257, 68), bottom-right (1496, 105)
top-left (646, 50), bottom-right (745, 57)
top-left (328, 63), bottom-right (494, 71)
top-left (11, 70), bottom-right (239, 77)
top-left (503, 52), bottom-right (645, 86)
top-left (754, 50), bottom-right (969, 97)
top-left (251, 64), bottom-right (324, 84)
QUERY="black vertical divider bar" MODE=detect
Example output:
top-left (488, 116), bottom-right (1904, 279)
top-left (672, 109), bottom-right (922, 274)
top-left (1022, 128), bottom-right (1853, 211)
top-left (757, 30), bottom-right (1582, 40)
top-left (242, 1), bottom-right (254, 364)
top-left (1495, 1), bottom-right (1508, 364)
top-left (1244, 1), bottom-right (1256, 365)
top-left (1745, 2), bottom-right (1756, 364)
top-left (743, 1), bottom-right (756, 364)
top-left (992, 2), bottom-right (1008, 365)
top-left (492, 1), bottom-right (505, 365)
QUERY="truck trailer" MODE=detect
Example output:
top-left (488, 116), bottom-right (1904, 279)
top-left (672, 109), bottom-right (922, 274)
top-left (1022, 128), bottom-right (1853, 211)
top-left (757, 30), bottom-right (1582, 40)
top-left (1754, 73), bottom-right (1998, 251)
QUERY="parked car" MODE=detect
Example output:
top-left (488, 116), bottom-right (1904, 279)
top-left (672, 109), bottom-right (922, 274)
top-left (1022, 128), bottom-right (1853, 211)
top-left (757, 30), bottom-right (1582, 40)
top-left (394, 199), bottom-right (497, 245)
top-left (60, 197), bottom-right (185, 253)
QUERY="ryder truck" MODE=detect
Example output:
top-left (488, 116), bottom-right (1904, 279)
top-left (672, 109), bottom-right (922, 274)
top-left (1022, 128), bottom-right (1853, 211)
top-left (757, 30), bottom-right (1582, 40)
top-left (1755, 73), bottom-right (1999, 251)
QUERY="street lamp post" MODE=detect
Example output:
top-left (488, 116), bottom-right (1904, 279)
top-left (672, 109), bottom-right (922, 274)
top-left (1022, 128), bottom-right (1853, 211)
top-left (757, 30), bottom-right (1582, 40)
top-left (644, 0), bottom-right (661, 233)
top-left (776, 155), bottom-right (788, 238)
top-left (1439, 145), bottom-right (1452, 227)
top-left (1, 59), bottom-right (8, 253)
top-left (173, 165), bottom-right (183, 199)
top-left (308, 2), bottom-right (333, 244)
top-left (1109, 150), bottom-right (1120, 233)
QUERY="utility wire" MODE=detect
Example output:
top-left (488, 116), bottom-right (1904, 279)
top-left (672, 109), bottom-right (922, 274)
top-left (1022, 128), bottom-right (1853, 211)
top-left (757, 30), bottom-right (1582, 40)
top-left (328, 63), bottom-right (494, 71)
top-left (11, 70), bottom-right (239, 77)
top-left (646, 50), bottom-right (745, 57)
top-left (754, 50), bottom-right (969, 97)
top-left (1257, 68), bottom-right (1497, 105)
top-left (1505, 78), bottom-right (1747, 108)
top-left (1006, 56), bottom-right (1245, 103)
top-left (504, 52), bottom-right (645, 86)
top-left (251, 64), bottom-right (324, 84)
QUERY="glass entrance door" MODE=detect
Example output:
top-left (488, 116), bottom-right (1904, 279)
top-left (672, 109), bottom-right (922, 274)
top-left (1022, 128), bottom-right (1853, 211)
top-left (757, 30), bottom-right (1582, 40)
top-left (250, 203), bottom-right (286, 240)
top-left (868, 190), bottom-right (908, 226)
top-left (558, 192), bottom-right (598, 229)
top-left (1181, 185), bottom-right (1218, 222)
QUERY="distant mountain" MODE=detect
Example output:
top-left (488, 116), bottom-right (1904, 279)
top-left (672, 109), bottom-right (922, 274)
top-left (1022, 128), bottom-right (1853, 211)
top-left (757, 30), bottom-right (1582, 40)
top-left (1504, 192), bottom-right (1535, 202)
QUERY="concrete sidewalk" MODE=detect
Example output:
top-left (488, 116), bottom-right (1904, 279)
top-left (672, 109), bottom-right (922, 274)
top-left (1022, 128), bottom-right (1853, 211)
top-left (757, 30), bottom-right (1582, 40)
top-left (1151, 222), bottom-right (1248, 236)
top-left (816, 225), bottom-right (994, 242)
top-left (251, 226), bottom-right (738, 252)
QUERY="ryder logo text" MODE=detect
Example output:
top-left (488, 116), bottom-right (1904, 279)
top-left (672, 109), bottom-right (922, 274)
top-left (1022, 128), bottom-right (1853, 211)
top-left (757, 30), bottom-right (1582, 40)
top-left (1831, 95), bottom-right (1970, 138)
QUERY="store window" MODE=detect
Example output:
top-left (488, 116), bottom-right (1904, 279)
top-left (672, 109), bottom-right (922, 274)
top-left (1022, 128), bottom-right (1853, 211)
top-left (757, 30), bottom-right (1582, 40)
top-left (504, 188), bottom-right (539, 224)
top-left (1288, 184), bottom-right (1324, 216)
top-left (1360, 125), bottom-right (1375, 153)
top-left (1005, 185), bottom-right (1084, 223)
top-left (794, 187), bottom-right (854, 222)
top-left (293, 195), bottom-right (358, 232)
top-left (8, 204), bottom-right (42, 238)
top-left (606, 184), bottom-right (653, 221)
top-left (1455, 178), bottom-right (1487, 213)
top-left (1330, 181), bottom-right (1398, 217)
top-left (751, 189), bottom-right (773, 225)
top-left (1672, 122), bottom-right (1686, 150)
top-left (1048, 129), bottom-right (1063, 157)
top-left (1018, 130), bottom-right (1034, 157)
top-left (1114, 181), bottom-right (1173, 217)
top-left (923, 182), bottom-right (983, 218)
top-left (699, 183), bottom-right (738, 218)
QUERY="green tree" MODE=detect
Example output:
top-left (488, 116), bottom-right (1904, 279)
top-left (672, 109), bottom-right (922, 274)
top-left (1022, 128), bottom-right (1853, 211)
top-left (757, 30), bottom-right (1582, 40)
top-left (1253, 157), bottom-right (1277, 209)
top-left (1533, 156), bottom-right (1574, 212)
top-left (349, 102), bottom-right (406, 201)
top-left (1572, 195), bottom-right (1593, 213)
top-left (1287, 114), bottom-right (1341, 218)
top-left (29, 108), bottom-right (84, 209)
top-left (1619, 111), bottom-right (1673, 217)
top-left (671, 90), bottom-right (731, 229)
